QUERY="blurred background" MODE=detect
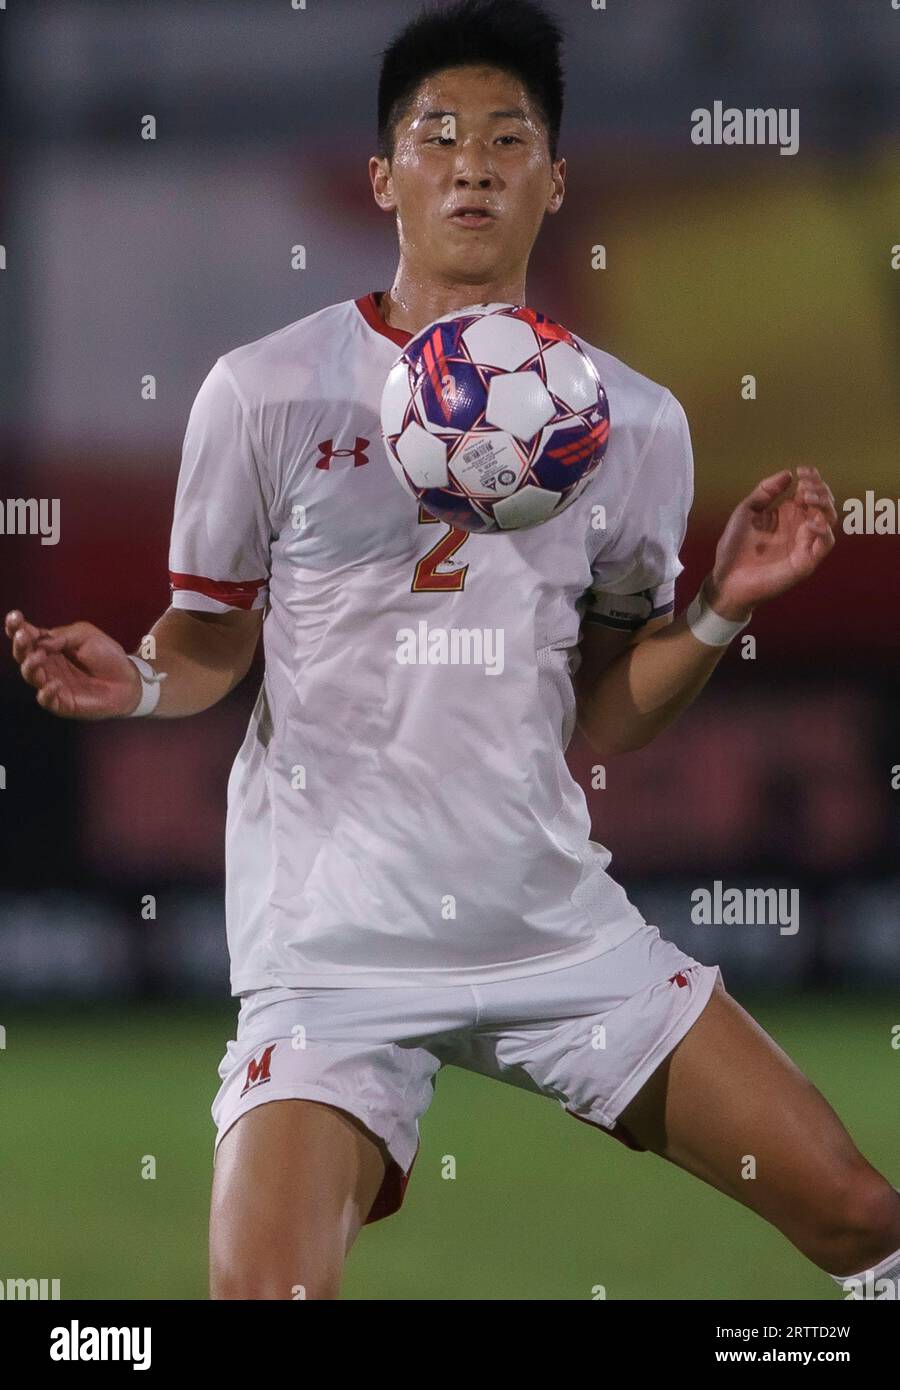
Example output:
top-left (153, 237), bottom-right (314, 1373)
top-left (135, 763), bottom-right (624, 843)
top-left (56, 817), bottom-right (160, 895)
top-left (0, 0), bottom-right (898, 1300)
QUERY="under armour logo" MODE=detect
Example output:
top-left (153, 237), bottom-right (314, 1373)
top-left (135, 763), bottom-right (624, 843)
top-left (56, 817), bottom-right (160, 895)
top-left (315, 437), bottom-right (370, 469)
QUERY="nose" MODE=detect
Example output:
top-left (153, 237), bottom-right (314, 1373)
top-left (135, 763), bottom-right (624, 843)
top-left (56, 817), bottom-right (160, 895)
top-left (454, 172), bottom-right (493, 189)
top-left (452, 136), bottom-right (495, 188)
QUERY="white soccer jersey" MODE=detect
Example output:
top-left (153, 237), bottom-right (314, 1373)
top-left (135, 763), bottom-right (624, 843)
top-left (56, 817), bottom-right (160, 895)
top-left (169, 292), bottom-right (694, 991)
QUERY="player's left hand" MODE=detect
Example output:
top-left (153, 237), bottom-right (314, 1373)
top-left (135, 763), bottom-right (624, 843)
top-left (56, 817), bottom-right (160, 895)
top-left (705, 466), bottom-right (837, 621)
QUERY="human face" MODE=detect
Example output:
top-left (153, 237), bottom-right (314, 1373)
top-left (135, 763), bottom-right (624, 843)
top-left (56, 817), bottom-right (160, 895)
top-left (370, 64), bottom-right (565, 289)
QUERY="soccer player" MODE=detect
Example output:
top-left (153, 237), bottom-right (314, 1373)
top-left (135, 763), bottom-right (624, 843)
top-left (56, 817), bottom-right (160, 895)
top-left (6, 0), bottom-right (900, 1301)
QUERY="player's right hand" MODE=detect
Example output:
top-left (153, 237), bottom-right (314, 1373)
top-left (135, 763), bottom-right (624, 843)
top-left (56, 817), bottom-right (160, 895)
top-left (4, 610), bottom-right (143, 720)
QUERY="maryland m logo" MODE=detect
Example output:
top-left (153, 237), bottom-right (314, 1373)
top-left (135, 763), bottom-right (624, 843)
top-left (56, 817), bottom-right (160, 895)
top-left (241, 1043), bottom-right (276, 1095)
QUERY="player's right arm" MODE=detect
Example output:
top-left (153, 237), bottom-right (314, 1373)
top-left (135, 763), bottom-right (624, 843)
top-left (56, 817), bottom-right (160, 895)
top-left (6, 352), bottom-right (275, 720)
top-left (5, 605), bottom-right (262, 720)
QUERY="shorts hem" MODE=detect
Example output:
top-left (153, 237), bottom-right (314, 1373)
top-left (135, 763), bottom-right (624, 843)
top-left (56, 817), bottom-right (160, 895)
top-left (568, 962), bottom-right (723, 1132)
top-left (212, 1083), bottom-right (417, 1177)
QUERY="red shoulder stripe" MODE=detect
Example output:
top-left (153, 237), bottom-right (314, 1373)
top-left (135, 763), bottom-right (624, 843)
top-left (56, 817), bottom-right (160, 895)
top-left (169, 572), bottom-right (266, 610)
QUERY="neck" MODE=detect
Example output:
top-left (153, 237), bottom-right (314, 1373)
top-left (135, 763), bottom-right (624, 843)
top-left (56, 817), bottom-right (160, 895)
top-left (381, 262), bottom-right (527, 336)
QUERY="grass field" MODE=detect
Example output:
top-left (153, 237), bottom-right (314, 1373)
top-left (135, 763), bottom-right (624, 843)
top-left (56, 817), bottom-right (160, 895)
top-left (1, 995), bottom-right (897, 1300)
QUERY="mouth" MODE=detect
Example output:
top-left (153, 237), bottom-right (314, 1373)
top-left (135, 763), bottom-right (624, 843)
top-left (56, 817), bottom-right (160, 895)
top-left (447, 208), bottom-right (497, 229)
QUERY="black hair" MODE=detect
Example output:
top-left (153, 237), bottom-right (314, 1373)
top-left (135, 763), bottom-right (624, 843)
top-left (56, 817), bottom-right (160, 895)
top-left (377, 0), bottom-right (564, 163)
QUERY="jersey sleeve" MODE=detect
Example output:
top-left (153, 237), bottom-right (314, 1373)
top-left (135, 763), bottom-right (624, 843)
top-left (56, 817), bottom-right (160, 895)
top-left (168, 356), bottom-right (273, 612)
top-left (584, 390), bottom-right (694, 633)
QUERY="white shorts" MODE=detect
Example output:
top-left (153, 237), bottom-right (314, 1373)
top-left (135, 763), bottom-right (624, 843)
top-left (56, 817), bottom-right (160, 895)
top-left (211, 924), bottom-right (722, 1223)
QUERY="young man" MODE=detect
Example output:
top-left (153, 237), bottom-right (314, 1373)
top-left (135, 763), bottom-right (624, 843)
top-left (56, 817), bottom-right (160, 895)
top-left (6, 0), bottom-right (899, 1300)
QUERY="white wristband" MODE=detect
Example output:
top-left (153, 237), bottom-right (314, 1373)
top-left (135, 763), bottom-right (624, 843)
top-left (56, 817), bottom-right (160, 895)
top-left (686, 589), bottom-right (751, 647)
top-left (125, 654), bottom-right (167, 716)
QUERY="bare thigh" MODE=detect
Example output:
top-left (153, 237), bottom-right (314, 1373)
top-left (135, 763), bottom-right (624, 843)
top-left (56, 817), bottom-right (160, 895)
top-left (209, 1098), bottom-right (387, 1300)
top-left (617, 981), bottom-right (900, 1274)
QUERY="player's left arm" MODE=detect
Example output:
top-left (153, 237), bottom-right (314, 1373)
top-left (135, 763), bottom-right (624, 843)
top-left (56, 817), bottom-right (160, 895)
top-left (575, 466), bottom-right (837, 755)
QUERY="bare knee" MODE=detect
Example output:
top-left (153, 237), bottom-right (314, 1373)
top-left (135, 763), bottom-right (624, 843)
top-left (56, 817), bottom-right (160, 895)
top-left (211, 1260), bottom-right (341, 1300)
top-left (209, 1194), bottom-right (347, 1300)
top-left (797, 1167), bottom-right (900, 1275)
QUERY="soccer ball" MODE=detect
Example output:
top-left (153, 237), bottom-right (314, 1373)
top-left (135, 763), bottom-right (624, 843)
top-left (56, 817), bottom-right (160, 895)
top-left (380, 302), bottom-right (610, 533)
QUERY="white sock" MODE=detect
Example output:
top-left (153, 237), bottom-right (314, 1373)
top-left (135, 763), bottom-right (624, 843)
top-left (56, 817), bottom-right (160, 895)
top-left (829, 1184), bottom-right (900, 1299)
top-left (830, 1243), bottom-right (900, 1299)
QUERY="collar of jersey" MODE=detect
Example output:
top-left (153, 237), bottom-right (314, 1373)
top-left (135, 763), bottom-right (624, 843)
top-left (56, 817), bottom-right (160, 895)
top-left (355, 291), bottom-right (413, 347)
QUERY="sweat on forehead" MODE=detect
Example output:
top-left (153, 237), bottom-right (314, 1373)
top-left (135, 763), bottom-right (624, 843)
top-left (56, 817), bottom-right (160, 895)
top-left (376, 0), bottom-right (564, 161)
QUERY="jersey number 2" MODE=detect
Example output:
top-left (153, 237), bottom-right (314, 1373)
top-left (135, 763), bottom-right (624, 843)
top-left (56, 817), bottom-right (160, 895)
top-left (411, 504), bottom-right (469, 592)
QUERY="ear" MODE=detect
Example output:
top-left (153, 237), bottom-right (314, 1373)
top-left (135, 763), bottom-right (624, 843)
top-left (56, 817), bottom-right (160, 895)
top-left (369, 155), bottom-right (397, 212)
top-left (547, 157), bottom-right (566, 215)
